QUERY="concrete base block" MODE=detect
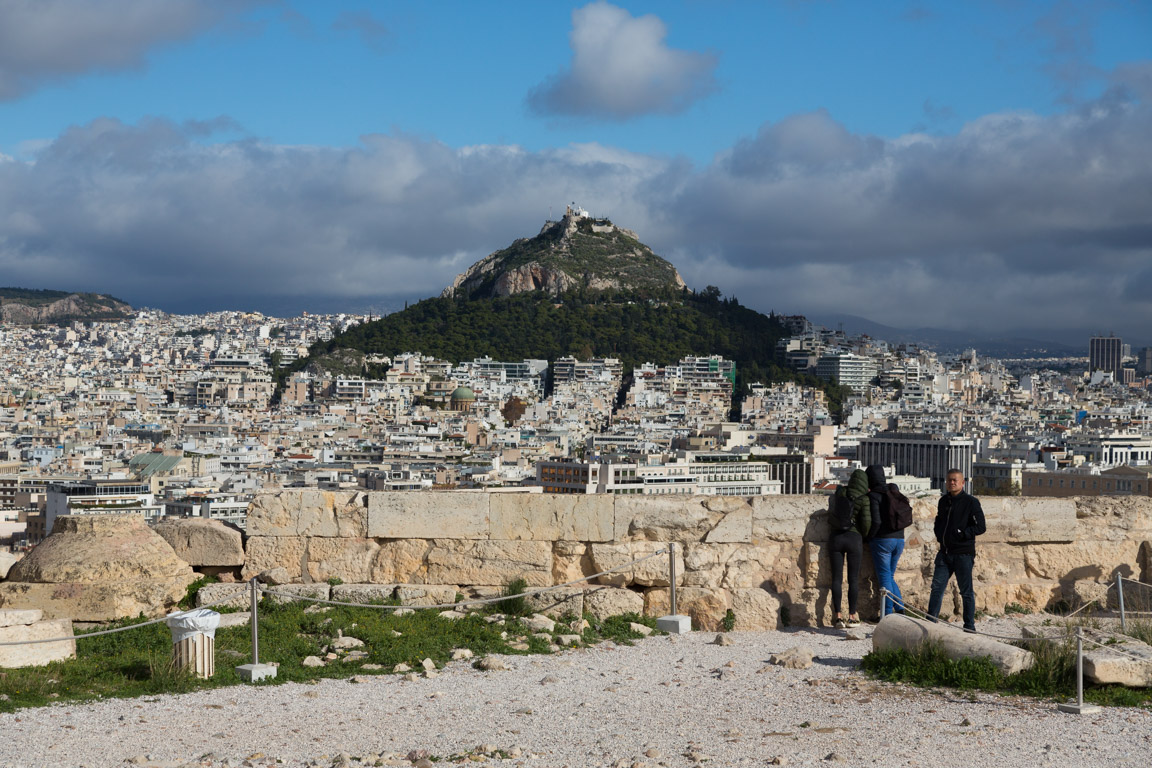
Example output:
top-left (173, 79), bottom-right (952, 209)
top-left (1057, 702), bottom-right (1102, 715)
top-left (235, 662), bottom-right (278, 682)
top-left (657, 614), bottom-right (692, 634)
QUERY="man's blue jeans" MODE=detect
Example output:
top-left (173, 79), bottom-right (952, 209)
top-left (869, 538), bottom-right (905, 615)
top-left (927, 550), bottom-right (976, 630)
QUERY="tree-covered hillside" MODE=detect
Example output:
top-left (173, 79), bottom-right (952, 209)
top-left (298, 286), bottom-right (854, 417)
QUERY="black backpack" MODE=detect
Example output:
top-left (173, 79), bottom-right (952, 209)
top-left (830, 486), bottom-right (855, 533)
top-left (884, 485), bottom-right (913, 531)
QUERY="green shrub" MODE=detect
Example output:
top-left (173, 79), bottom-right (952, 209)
top-left (178, 575), bottom-right (219, 610)
top-left (721, 609), bottom-right (736, 632)
top-left (491, 577), bottom-right (530, 617)
top-left (1004, 602), bottom-right (1029, 615)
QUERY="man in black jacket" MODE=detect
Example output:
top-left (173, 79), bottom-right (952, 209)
top-left (927, 468), bottom-right (987, 632)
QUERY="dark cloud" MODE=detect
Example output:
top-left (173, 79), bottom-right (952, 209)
top-left (527, 1), bottom-right (717, 121)
top-left (331, 10), bottom-right (389, 54)
top-left (1, 65), bottom-right (1149, 338)
top-left (0, 0), bottom-right (270, 102)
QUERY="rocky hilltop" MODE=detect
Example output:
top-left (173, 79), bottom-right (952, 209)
top-left (0, 288), bottom-right (133, 324)
top-left (442, 207), bottom-right (686, 300)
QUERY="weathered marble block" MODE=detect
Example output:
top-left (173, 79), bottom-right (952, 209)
top-left (369, 492), bottom-right (490, 539)
top-left (489, 494), bottom-right (614, 541)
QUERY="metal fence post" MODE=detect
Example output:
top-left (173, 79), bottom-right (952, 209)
top-left (1058, 626), bottom-right (1100, 714)
top-left (234, 577), bottom-right (277, 682)
top-left (655, 543), bottom-right (690, 634)
top-left (250, 577), bottom-right (260, 665)
top-left (1116, 575), bottom-right (1126, 634)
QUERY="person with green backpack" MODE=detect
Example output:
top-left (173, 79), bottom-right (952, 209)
top-left (828, 468), bottom-right (872, 628)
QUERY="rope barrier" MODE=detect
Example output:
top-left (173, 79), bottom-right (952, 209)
top-left (257, 547), bottom-right (671, 611)
top-left (0, 585), bottom-right (251, 647)
top-left (1079, 634), bottom-right (1152, 665)
top-left (878, 588), bottom-right (1054, 645)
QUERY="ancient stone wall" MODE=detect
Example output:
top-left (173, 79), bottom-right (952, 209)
top-left (242, 490), bottom-right (1152, 632)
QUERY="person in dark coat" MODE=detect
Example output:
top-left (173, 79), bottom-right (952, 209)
top-left (829, 468), bottom-right (872, 628)
top-left (865, 464), bottom-right (905, 616)
top-left (927, 468), bottom-right (987, 632)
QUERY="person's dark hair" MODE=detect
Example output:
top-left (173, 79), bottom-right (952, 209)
top-left (946, 468), bottom-right (964, 478)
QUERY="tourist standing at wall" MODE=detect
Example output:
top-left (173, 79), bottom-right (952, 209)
top-left (927, 469), bottom-right (987, 632)
top-left (829, 468), bottom-right (872, 628)
top-left (865, 464), bottom-right (906, 616)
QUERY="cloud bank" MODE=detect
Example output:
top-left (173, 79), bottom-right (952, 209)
top-left (527, 1), bottom-right (718, 120)
top-left (0, 71), bottom-right (1149, 337)
top-left (0, 0), bottom-right (265, 101)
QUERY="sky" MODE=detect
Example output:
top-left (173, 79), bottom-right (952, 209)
top-left (0, 0), bottom-right (1150, 344)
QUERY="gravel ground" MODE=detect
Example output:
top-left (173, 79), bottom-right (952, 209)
top-left (2, 618), bottom-right (1149, 768)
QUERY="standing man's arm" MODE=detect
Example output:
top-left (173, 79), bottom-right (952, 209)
top-left (964, 497), bottom-right (986, 541)
top-left (933, 498), bottom-right (947, 543)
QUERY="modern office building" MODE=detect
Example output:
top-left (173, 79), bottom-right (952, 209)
top-left (1089, 335), bottom-right (1122, 377)
top-left (857, 433), bottom-right (975, 490)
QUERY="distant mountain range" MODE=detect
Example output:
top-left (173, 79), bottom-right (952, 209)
top-left (0, 288), bottom-right (133, 324)
top-left (815, 313), bottom-right (1092, 357)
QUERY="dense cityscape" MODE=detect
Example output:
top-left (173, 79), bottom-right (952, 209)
top-left (2, 306), bottom-right (1148, 552)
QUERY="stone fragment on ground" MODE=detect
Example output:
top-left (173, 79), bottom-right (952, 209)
top-left (770, 645), bottom-right (814, 669)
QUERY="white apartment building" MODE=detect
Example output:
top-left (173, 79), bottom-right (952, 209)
top-left (815, 352), bottom-right (877, 393)
top-left (45, 479), bottom-right (162, 535)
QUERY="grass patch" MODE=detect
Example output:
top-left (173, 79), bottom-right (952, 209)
top-left (489, 577), bottom-right (530, 618)
top-left (0, 597), bottom-right (661, 713)
top-left (861, 637), bottom-right (1152, 708)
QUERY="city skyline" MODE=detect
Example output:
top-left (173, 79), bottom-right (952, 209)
top-left (0, 1), bottom-right (1149, 340)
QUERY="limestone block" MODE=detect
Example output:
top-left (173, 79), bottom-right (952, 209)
top-left (802, 541), bottom-right (830, 589)
top-left (981, 498), bottom-right (1076, 543)
top-left (9, 515), bottom-right (193, 583)
top-left (331, 584), bottom-right (398, 604)
top-left (1063, 579), bottom-right (1110, 610)
top-left (1085, 640), bottom-right (1152, 687)
top-left (153, 517), bottom-right (244, 567)
top-left (304, 537), bottom-right (380, 584)
top-left (396, 584), bottom-right (459, 606)
top-left (589, 542), bottom-right (681, 587)
top-left (730, 588), bottom-right (782, 630)
top-left (0, 580), bottom-right (194, 621)
top-left (752, 496), bottom-right (826, 543)
top-left (490, 494), bottom-right (613, 541)
top-left (369, 492), bottom-right (489, 539)
top-left (263, 583), bottom-right (330, 605)
top-left (643, 587), bottom-right (731, 632)
top-left (241, 536), bottom-right (306, 582)
top-left (974, 543), bottom-right (1030, 583)
top-left (977, 581), bottom-right (1061, 615)
top-left (702, 498), bottom-right (753, 544)
top-left (873, 614), bottom-right (1034, 675)
top-left (552, 541), bottom-right (592, 584)
top-left (1074, 496), bottom-right (1152, 537)
top-left (0, 609), bottom-right (42, 627)
top-left (424, 539), bottom-right (552, 587)
top-left (369, 539), bottom-right (429, 584)
top-left (682, 542), bottom-right (800, 592)
top-left (524, 588), bottom-right (584, 619)
top-left (247, 490), bottom-right (369, 538)
top-left (584, 587), bottom-right (644, 619)
top-left (0, 618), bottom-right (75, 668)
top-left (196, 582), bottom-right (251, 610)
top-left (0, 551), bottom-right (21, 580)
top-left (1023, 541), bottom-right (1141, 583)
top-left (614, 495), bottom-right (726, 543)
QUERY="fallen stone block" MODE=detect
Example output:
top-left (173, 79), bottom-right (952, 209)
top-left (0, 617), bottom-right (75, 668)
top-left (872, 614), bottom-right (1034, 676)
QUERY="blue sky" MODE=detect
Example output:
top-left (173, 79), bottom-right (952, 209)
top-left (0, 0), bottom-right (1150, 342)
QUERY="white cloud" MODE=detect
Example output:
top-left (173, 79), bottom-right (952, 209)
top-left (527, 1), bottom-right (717, 120)
top-left (0, 67), bottom-right (1149, 337)
top-left (0, 0), bottom-right (268, 101)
